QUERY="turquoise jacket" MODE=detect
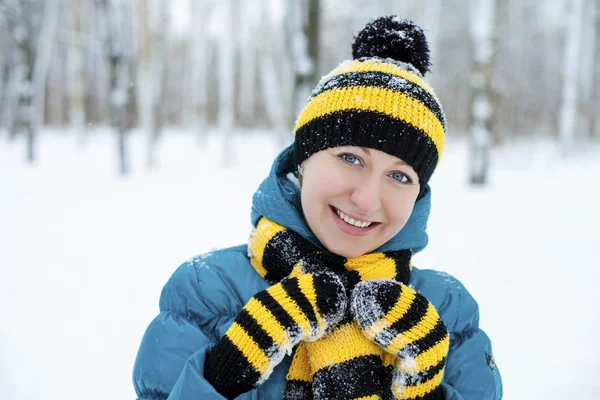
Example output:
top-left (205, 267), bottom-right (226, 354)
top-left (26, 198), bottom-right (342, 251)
top-left (133, 145), bottom-right (503, 399)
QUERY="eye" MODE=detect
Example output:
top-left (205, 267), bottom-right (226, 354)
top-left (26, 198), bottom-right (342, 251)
top-left (340, 153), bottom-right (361, 165)
top-left (390, 171), bottom-right (413, 184)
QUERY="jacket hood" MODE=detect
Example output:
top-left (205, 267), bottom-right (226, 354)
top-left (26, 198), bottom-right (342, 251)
top-left (251, 144), bottom-right (431, 254)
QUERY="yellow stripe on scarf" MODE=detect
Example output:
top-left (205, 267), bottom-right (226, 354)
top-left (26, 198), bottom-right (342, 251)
top-left (286, 342), bottom-right (312, 382)
top-left (249, 217), bottom-right (286, 278)
top-left (345, 253), bottom-right (398, 281)
top-left (304, 322), bottom-right (382, 372)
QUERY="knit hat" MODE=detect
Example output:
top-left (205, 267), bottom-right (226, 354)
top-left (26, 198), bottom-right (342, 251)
top-left (294, 16), bottom-right (446, 187)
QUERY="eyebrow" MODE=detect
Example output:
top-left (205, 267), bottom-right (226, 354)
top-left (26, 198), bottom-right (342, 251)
top-left (359, 146), bottom-right (410, 166)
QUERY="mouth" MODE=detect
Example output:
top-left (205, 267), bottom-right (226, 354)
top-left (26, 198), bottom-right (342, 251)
top-left (329, 206), bottom-right (381, 236)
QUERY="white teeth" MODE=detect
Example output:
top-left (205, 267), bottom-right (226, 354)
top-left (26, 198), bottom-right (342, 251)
top-left (335, 208), bottom-right (372, 228)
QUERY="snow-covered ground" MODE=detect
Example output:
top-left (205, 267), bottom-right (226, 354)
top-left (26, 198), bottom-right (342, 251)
top-left (1, 128), bottom-right (599, 399)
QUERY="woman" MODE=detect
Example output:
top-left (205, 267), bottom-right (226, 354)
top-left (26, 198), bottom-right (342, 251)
top-left (133, 16), bottom-right (503, 400)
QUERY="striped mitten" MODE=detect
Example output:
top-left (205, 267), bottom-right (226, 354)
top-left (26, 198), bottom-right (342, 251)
top-left (350, 280), bottom-right (450, 400)
top-left (205, 272), bottom-right (346, 399)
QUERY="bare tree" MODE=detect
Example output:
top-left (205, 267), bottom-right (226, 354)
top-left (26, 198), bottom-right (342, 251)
top-left (422, 0), bottom-right (442, 86)
top-left (236, 0), bottom-right (258, 125)
top-left (589, 0), bottom-right (600, 138)
top-left (188, 0), bottom-right (210, 141)
top-left (136, 0), bottom-right (168, 169)
top-left (98, 0), bottom-right (134, 175)
top-left (578, 0), bottom-right (596, 141)
top-left (4, 0), bottom-right (36, 147)
top-left (258, 0), bottom-right (290, 149)
top-left (68, 0), bottom-right (86, 139)
top-left (217, 0), bottom-right (237, 165)
top-left (558, 0), bottom-right (584, 156)
top-left (286, 0), bottom-right (320, 121)
top-left (30, 0), bottom-right (60, 141)
top-left (468, 0), bottom-right (500, 185)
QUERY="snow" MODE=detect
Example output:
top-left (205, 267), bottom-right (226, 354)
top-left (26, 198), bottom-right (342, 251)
top-left (1, 128), bottom-right (600, 399)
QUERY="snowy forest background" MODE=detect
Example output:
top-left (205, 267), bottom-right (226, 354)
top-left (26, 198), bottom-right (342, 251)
top-left (1, 0), bottom-right (600, 399)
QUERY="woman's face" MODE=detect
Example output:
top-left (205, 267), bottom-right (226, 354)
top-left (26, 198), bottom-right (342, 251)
top-left (300, 146), bottom-right (420, 259)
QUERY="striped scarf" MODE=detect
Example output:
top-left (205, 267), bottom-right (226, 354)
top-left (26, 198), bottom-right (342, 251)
top-left (249, 216), bottom-right (431, 399)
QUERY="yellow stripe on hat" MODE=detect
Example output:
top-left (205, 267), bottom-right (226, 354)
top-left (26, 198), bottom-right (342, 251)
top-left (249, 217), bottom-right (286, 278)
top-left (386, 302), bottom-right (441, 355)
top-left (295, 85), bottom-right (445, 158)
top-left (305, 322), bottom-right (382, 372)
top-left (225, 322), bottom-right (271, 374)
top-left (324, 60), bottom-right (439, 102)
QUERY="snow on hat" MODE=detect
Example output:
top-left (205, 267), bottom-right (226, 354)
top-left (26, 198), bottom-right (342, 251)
top-left (293, 16), bottom-right (447, 187)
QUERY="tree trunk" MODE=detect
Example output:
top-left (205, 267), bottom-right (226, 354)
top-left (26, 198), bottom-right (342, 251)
top-left (142, 0), bottom-right (169, 169)
top-left (558, 0), bottom-right (584, 156)
top-left (99, 0), bottom-right (132, 175)
top-left (259, 0), bottom-right (288, 149)
top-left (30, 0), bottom-right (60, 149)
top-left (69, 0), bottom-right (86, 140)
top-left (590, 0), bottom-right (600, 138)
top-left (423, 0), bottom-right (442, 85)
top-left (218, 0), bottom-right (237, 165)
top-left (286, 0), bottom-right (320, 123)
top-left (236, 0), bottom-right (258, 125)
top-left (189, 0), bottom-right (210, 143)
top-left (6, 0), bottom-right (34, 149)
top-left (468, 0), bottom-right (499, 185)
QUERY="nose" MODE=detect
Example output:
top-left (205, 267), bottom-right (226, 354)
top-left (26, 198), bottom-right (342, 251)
top-left (349, 175), bottom-right (382, 214)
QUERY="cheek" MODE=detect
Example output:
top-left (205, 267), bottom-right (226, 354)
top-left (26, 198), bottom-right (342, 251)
top-left (384, 196), bottom-right (417, 228)
top-left (304, 171), bottom-right (347, 202)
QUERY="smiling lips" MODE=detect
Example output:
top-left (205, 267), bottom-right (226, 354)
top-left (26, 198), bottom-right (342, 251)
top-left (330, 206), bottom-right (380, 236)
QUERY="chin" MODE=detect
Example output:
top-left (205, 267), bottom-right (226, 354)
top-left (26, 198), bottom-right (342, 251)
top-left (325, 241), bottom-right (369, 259)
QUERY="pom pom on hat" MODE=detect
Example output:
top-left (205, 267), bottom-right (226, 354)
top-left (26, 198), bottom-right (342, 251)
top-left (352, 16), bottom-right (431, 76)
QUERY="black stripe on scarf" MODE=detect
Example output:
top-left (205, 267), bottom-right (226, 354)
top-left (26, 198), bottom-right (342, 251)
top-left (312, 355), bottom-right (386, 399)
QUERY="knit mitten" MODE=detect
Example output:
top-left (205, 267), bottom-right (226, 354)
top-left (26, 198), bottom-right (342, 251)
top-left (350, 280), bottom-right (449, 400)
top-left (205, 272), bottom-right (346, 399)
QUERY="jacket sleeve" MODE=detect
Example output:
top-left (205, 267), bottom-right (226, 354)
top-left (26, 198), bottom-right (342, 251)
top-left (132, 258), bottom-right (238, 400)
top-left (440, 279), bottom-right (503, 400)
